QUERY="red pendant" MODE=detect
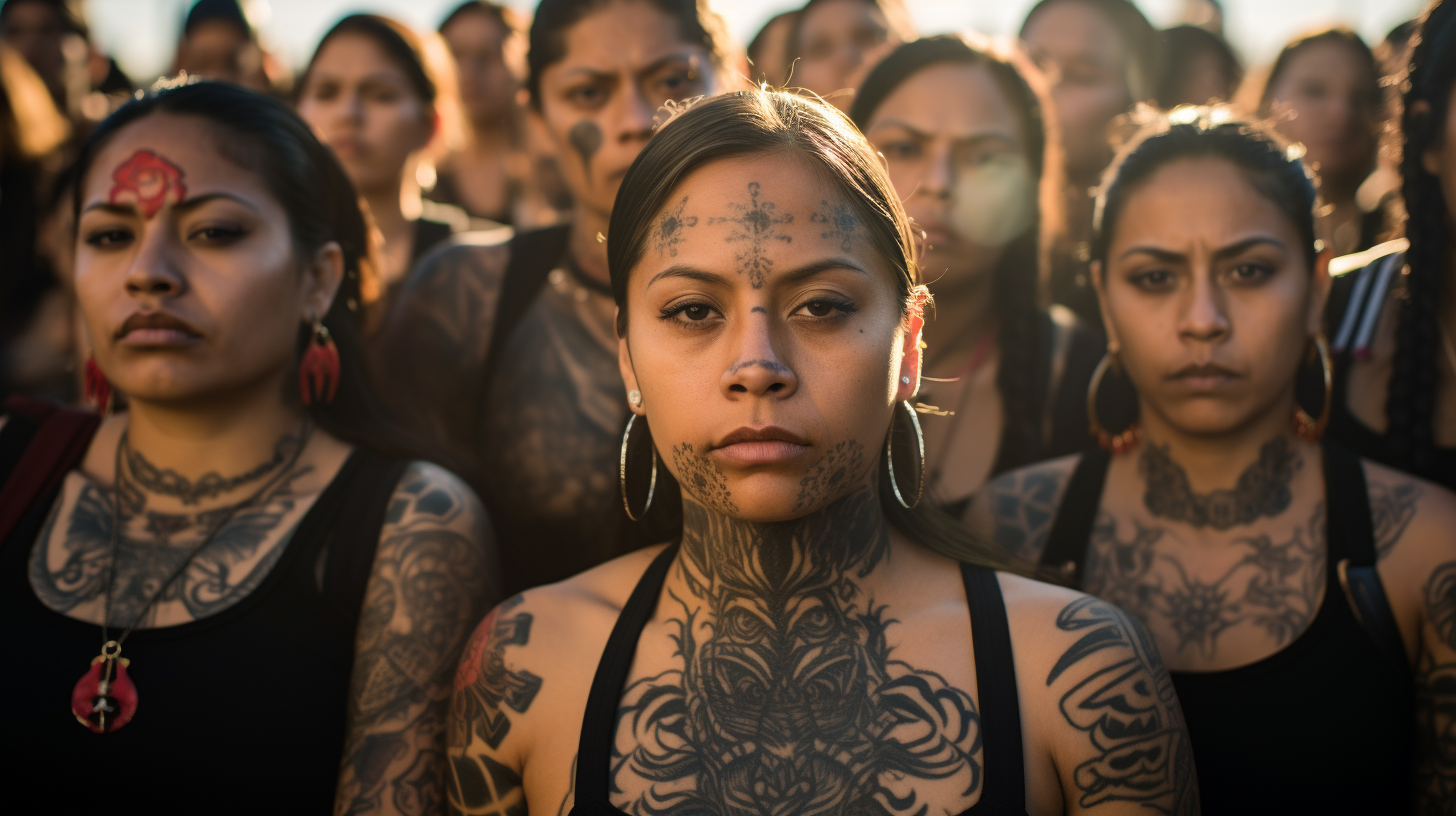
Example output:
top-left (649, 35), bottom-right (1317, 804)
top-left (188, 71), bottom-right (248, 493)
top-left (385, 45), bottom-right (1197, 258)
top-left (72, 655), bottom-right (137, 733)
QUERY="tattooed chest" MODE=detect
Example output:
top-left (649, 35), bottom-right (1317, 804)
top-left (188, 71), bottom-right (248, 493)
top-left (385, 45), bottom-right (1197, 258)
top-left (1083, 505), bottom-right (1328, 666)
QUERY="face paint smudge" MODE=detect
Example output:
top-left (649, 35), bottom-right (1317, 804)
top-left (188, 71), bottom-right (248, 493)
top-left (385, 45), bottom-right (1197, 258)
top-left (109, 150), bottom-right (188, 218)
top-left (567, 120), bottom-right (603, 183)
top-left (949, 154), bottom-right (1035, 248)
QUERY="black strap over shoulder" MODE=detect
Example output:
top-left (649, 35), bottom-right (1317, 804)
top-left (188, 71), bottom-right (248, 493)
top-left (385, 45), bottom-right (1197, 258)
top-left (0, 396), bottom-right (100, 549)
top-left (1324, 442), bottom-right (1410, 676)
top-left (318, 451), bottom-right (411, 645)
top-left (480, 224), bottom-right (572, 394)
top-left (1039, 449), bottom-right (1110, 588)
top-left (960, 564), bottom-right (1027, 812)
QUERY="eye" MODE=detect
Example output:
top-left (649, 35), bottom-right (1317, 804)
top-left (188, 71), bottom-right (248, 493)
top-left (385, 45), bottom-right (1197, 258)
top-left (1228, 262), bottom-right (1275, 284)
top-left (84, 228), bottom-right (133, 248)
top-left (657, 69), bottom-right (701, 98)
top-left (792, 296), bottom-right (857, 319)
top-left (189, 225), bottom-right (247, 244)
top-left (660, 300), bottom-right (721, 327)
top-left (1128, 268), bottom-right (1176, 292)
top-left (567, 83), bottom-right (605, 108)
top-left (879, 141), bottom-right (921, 160)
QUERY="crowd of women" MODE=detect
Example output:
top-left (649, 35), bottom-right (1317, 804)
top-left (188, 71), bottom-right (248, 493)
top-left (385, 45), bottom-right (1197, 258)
top-left (1, 0), bottom-right (1454, 813)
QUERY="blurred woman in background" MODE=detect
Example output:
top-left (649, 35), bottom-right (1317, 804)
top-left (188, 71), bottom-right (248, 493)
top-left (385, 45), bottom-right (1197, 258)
top-left (1157, 24), bottom-right (1243, 108)
top-left (852, 35), bottom-right (1102, 511)
top-left (378, 0), bottom-right (734, 594)
top-left (297, 14), bottom-right (469, 309)
top-left (1253, 28), bottom-right (1384, 257)
top-left (786, 0), bottom-right (914, 109)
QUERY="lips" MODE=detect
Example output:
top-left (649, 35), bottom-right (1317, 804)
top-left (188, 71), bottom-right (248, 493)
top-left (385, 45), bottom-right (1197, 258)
top-left (115, 312), bottom-right (202, 347)
top-left (712, 426), bottom-right (811, 466)
top-left (1168, 362), bottom-right (1240, 390)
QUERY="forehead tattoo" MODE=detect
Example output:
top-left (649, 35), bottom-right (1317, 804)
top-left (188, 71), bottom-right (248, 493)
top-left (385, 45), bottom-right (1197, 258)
top-left (707, 181), bottom-right (794, 288)
top-left (811, 200), bottom-right (859, 252)
top-left (108, 150), bottom-right (188, 218)
top-left (653, 196), bottom-right (699, 258)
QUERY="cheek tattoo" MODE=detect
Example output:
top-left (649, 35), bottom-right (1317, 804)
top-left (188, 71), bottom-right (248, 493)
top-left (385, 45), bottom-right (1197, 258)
top-left (109, 150), bottom-right (187, 218)
top-left (810, 200), bottom-right (859, 252)
top-left (671, 443), bottom-right (739, 514)
top-left (708, 181), bottom-right (793, 288)
top-left (791, 440), bottom-right (867, 513)
top-left (567, 120), bottom-right (603, 182)
top-left (653, 196), bottom-right (699, 257)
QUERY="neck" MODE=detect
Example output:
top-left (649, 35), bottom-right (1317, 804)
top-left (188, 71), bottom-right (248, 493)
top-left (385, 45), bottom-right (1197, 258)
top-left (923, 272), bottom-right (996, 374)
top-left (467, 117), bottom-right (515, 152)
top-left (123, 378), bottom-right (307, 491)
top-left (1134, 392), bottom-right (1305, 501)
top-left (677, 484), bottom-right (893, 603)
top-left (570, 205), bottom-right (612, 284)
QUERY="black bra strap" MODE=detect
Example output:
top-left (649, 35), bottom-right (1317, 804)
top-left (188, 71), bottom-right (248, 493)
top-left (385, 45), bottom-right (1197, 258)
top-left (961, 564), bottom-right (1027, 811)
top-left (1039, 449), bottom-right (1110, 587)
top-left (1324, 442), bottom-right (1409, 675)
top-left (575, 543), bottom-right (680, 804)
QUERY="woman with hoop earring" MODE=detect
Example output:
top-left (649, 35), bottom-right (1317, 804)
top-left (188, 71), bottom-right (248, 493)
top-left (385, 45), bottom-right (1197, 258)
top-left (968, 107), bottom-right (1456, 814)
top-left (445, 89), bottom-right (1198, 816)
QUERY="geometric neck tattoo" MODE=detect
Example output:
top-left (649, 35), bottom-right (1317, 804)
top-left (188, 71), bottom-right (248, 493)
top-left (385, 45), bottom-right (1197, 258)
top-left (1139, 435), bottom-right (1300, 530)
top-left (121, 429), bottom-right (306, 506)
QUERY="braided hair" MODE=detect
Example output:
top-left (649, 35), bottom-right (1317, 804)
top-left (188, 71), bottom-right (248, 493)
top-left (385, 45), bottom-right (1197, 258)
top-left (849, 35), bottom-right (1063, 469)
top-left (1387, 0), bottom-right (1456, 470)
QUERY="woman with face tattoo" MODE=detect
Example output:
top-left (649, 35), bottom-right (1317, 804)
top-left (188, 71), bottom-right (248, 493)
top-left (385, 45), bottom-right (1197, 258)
top-left (968, 107), bottom-right (1456, 814)
top-left (445, 89), bottom-right (1198, 816)
top-left (0, 81), bottom-right (497, 814)
top-left (377, 0), bottom-right (733, 594)
top-left (852, 36), bottom-right (1102, 511)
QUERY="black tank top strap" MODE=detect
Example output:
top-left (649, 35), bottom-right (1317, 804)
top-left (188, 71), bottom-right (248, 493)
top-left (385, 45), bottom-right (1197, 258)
top-left (1322, 441), bottom-right (1409, 675)
top-left (574, 542), bottom-right (680, 807)
top-left (1039, 448), bottom-right (1110, 587)
top-left (960, 564), bottom-right (1027, 813)
top-left (315, 452), bottom-right (411, 641)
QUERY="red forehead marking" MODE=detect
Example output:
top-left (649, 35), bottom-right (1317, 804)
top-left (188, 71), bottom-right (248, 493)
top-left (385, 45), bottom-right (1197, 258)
top-left (108, 150), bottom-right (188, 218)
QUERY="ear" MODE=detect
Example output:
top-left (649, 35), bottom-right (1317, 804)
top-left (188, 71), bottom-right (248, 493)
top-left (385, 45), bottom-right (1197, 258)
top-left (1090, 259), bottom-right (1121, 348)
top-left (894, 286), bottom-right (928, 402)
top-left (618, 323), bottom-right (644, 417)
top-left (1307, 247), bottom-right (1334, 336)
top-left (303, 241), bottom-right (345, 323)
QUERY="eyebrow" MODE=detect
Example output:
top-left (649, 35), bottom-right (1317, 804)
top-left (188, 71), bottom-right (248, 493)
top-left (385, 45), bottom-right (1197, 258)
top-left (559, 51), bottom-right (700, 83)
top-left (869, 120), bottom-right (1018, 146)
top-left (82, 192), bottom-right (259, 217)
top-left (646, 257), bottom-right (871, 289)
top-left (1118, 236), bottom-right (1290, 264)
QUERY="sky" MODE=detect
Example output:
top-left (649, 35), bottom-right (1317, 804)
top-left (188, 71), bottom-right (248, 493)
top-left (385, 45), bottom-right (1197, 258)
top-left (86, 0), bottom-right (1426, 86)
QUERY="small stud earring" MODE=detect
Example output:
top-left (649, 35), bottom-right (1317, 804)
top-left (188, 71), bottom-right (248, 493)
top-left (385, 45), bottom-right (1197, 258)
top-left (628, 389), bottom-right (642, 407)
top-left (901, 376), bottom-right (911, 385)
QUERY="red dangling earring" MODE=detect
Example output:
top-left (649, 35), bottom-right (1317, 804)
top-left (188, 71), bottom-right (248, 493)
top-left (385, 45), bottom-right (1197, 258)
top-left (298, 321), bottom-right (341, 406)
top-left (84, 355), bottom-right (112, 415)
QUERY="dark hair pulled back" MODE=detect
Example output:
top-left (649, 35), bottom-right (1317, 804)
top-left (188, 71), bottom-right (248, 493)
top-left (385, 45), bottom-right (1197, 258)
top-left (302, 14), bottom-right (438, 107)
top-left (70, 79), bottom-right (428, 463)
top-left (1093, 107), bottom-right (1319, 271)
top-left (525, 0), bottom-right (729, 109)
top-left (608, 88), bottom-right (1014, 571)
top-left (1387, 0), bottom-right (1456, 471)
top-left (850, 34), bottom-right (1063, 472)
top-left (1259, 27), bottom-right (1379, 112)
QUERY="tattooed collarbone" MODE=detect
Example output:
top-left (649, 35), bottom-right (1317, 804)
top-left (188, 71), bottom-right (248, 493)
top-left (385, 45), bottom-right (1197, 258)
top-left (707, 181), bottom-right (793, 288)
top-left (810, 200), bottom-right (858, 252)
top-left (1140, 436), bottom-right (1300, 529)
top-left (654, 196), bottom-right (699, 258)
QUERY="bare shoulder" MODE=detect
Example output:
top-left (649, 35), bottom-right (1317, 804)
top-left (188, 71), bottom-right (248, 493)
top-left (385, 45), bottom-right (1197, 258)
top-left (385, 461), bottom-right (491, 540)
top-left (379, 239), bottom-right (514, 356)
top-left (1361, 459), bottom-right (1456, 565)
top-left (965, 454), bottom-right (1083, 563)
top-left (996, 572), bottom-right (1199, 815)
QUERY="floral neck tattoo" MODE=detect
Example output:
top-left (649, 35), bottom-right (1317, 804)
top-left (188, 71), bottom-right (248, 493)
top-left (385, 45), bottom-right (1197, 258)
top-left (109, 150), bottom-right (187, 217)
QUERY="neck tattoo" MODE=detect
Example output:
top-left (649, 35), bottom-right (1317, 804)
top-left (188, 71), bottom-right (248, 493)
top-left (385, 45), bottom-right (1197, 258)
top-left (122, 430), bottom-right (306, 506)
top-left (1140, 436), bottom-right (1300, 530)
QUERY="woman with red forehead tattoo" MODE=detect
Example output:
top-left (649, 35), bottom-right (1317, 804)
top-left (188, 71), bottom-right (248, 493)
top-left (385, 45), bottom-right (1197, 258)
top-left (446, 89), bottom-right (1197, 816)
top-left (0, 81), bottom-right (497, 814)
top-left (968, 108), bottom-right (1456, 814)
top-left (377, 0), bottom-right (733, 594)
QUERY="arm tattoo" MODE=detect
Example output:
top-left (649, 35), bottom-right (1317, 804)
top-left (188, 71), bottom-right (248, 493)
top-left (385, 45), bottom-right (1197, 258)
top-left (447, 594), bottom-right (539, 815)
top-left (983, 467), bottom-right (1069, 562)
top-left (707, 181), bottom-right (793, 288)
top-left (1429, 562), bottom-right (1456, 651)
top-left (1417, 562), bottom-right (1456, 811)
top-left (1369, 478), bottom-right (1421, 559)
top-left (1139, 437), bottom-right (1299, 529)
top-left (810, 200), bottom-right (858, 251)
top-left (1084, 504), bottom-right (1324, 660)
top-left (652, 196), bottom-right (698, 257)
top-left (336, 464), bottom-right (493, 816)
top-left (1047, 597), bottom-right (1198, 815)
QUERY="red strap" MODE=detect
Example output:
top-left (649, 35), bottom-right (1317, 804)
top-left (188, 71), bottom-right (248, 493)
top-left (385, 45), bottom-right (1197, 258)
top-left (0, 400), bottom-right (101, 547)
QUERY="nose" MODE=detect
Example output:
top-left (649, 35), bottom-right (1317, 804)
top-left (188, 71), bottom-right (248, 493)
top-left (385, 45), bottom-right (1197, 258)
top-left (620, 85), bottom-right (657, 144)
top-left (722, 316), bottom-right (798, 400)
top-left (921, 143), bottom-right (952, 201)
top-left (124, 224), bottom-right (186, 300)
top-left (1178, 269), bottom-right (1230, 344)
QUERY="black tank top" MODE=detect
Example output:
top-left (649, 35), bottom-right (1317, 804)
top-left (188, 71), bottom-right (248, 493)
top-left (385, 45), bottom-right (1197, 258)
top-left (1039, 443), bottom-right (1414, 814)
top-left (569, 544), bottom-right (1030, 815)
top-left (0, 417), bottom-right (407, 814)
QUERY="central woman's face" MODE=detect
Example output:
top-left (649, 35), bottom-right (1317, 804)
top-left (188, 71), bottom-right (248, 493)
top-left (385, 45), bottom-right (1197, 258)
top-left (794, 0), bottom-right (899, 105)
top-left (866, 61), bottom-right (1034, 293)
top-left (1098, 157), bottom-right (1326, 437)
top-left (619, 153), bottom-right (921, 521)
top-left (74, 114), bottom-right (336, 406)
top-left (535, 0), bottom-right (715, 221)
top-left (297, 33), bottom-right (434, 196)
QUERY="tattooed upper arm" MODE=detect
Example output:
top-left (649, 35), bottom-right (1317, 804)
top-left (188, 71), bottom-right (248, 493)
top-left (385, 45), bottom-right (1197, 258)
top-left (1039, 594), bottom-right (1199, 815)
top-left (965, 457), bottom-right (1078, 563)
top-left (1410, 485), bottom-right (1456, 812)
top-left (335, 462), bottom-right (497, 816)
top-left (1361, 466), bottom-right (1422, 560)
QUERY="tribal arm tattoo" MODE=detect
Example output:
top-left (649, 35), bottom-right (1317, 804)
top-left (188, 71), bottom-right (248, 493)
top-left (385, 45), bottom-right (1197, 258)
top-left (1417, 560), bottom-right (1456, 812)
top-left (1045, 596), bottom-right (1198, 815)
top-left (966, 459), bottom-right (1076, 563)
top-left (446, 594), bottom-right (542, 816)
top-left (335, 463), bottom-right (497, 816)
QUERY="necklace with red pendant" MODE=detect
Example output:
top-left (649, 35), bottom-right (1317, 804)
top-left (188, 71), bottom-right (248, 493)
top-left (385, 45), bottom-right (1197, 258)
top-left (73, 421), bottom-right (311, 733)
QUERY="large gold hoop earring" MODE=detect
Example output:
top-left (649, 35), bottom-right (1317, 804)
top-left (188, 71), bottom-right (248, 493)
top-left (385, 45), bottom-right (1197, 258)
top-left (619, 414), bottom-right (658, 521)
top-left (886, 400), bottom-right (926, 509)
top-left (1292, 333), bottom-right (1333, 444)
top-left (1087, 348), bottom-right (1142, 454)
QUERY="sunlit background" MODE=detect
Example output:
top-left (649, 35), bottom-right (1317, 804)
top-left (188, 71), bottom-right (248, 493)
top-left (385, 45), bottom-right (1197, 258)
top-left (88, 0), bottom-right (1425, 85)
